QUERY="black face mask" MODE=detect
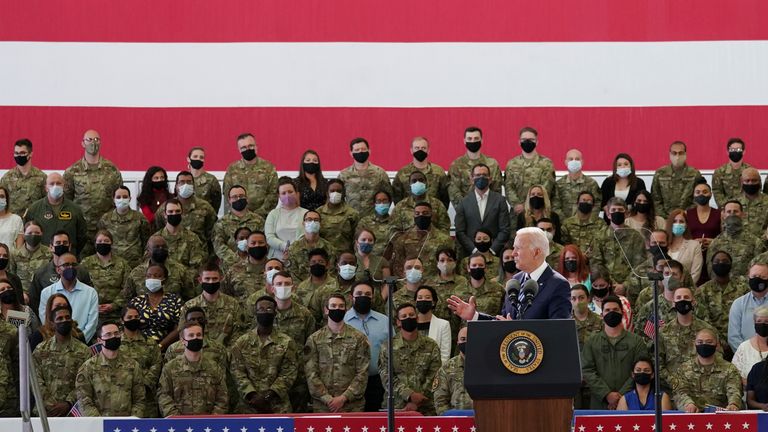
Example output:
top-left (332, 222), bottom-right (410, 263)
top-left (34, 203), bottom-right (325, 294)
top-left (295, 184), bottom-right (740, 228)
top-left (577, 202), bottom-right (594, 214)
top-left (634, 202), bottom-right (650, 214)
top-left (14, 155), bottom-right (28, 166)
top-left (55, 321), bottom-right (73, 336)
top-left (302, 162), bottom-right (320, 174)
top-left (413, 150), bottom-right (428, 162)
top-left (353, 296), bottom-right (372, 315)
top-left (457, 342), bottom-right (467, 355)
top-left (103, 337), bottom-right (121, 351)
top-left (328, 309), bottom-right (346, 323)
top-left (633, 373), bottom-right (652, 386)
top-left (152, 180), bottom-right (168, 190)
top-left (503, 260), bottom-right (517, 274)
top-left (696, 343), bottom-right (717, 358)
top-left (0, 258), bottom-right (8, 271)
top-left (352, 151), bottom-right (369, 163)
top-left (414, 215), bottom-right (432, 230)
top-left (415, 300), bottom-right (433, 314)
top-left (592, 287), bottom-right (609, 298)
top-left (469, 267), bottom-right (486, 281)
top-left (53, 244), bottom-right (69, 257)
top-left (603, 311), bottom-right (623, 328)
top-left (123, 319), bottom-right (141, 331)
top-left (649, 245), bottom-right (668, 258)
top-left (465, 141), bottom-right (481, 153)
top-left (248, 246), bottom-right (268, 260)
top-left (674, 300), bottom-right (694, 315)
top-left (693, 195), bottom-right (711, 206)
top-left (474, 241), bottom-right (492, 253)
top-left (529, 196), bottom-right (545, 210)
top-left (750, 277), bottom-right (768, 293)
top-left (95, 243), bottom-right (112, 256)
top-left (231, 198), bottom-right (248, 212)
top-left (610, 212), bottom-right (625, 225)
top-left (201, 282), bottom-right (220, 294)
top-left (711, 262), bottom-right (732, 277)
top-left (166, 214), bottom-right (182, 227)
top-left (151, 248), bottom-right (169, 263)
top-left (755, 323), bottom-right (768, 338)
top-left (744, 183), bottom-right (761, 195)
top-left (728, 150), bottom-right (743, 163)
top-left (520, 140), bottom-right (536, 153)
top-left (564, 260), bottom-right (578, 273)
top-left (241, 149), bottom-right (257, 161)
top-left (0, 290), bottom-right (15, 305)
top-left (185, 338), bottom-right (204, 352)
top-left (400, 317), bottom-right (418, 332)
top-left (189, 159), bottom-right (204, 170)
top-left (256, 312), bottom-right (276, 328)
top-left (310, 263), bottom-right (327, 277)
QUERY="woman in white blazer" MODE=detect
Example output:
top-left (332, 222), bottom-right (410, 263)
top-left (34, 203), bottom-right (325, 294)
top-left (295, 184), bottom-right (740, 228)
top-left (415, 286), bottom-right (452, 363)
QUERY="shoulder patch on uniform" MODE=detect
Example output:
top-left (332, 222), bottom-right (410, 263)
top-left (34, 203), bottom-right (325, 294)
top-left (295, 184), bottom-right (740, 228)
top-left (59, 211), bottom-right (72, 221)
top-left (43, 211), bottom-right (54, 220)
top-left (432, 375), bottom-right (439, 391)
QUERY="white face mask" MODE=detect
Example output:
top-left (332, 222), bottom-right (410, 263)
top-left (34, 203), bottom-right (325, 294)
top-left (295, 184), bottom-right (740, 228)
top-left (178, 183), bottom-right (194, 199)
top-left (274, 285), bottom-right (293, 300)
top-left (566, 160), bottom-right (582, 174)
top-left (339, 264), bottom-right (357, 281)
top-left (328, 192), bottom-right (343, 205)
top-left (0, 199), bottom-right (6, 211)
top-left (406, 268), bottom-right (423, 284)
top-left (114, 198), bottom-right (131, 211)
top-left (265, 268), bottom-right (280, 285)
top-left (49, 185), bottom-right (64, 200)
top-left (616, 167), bottom-right (632, 178)
top-left (304, 221), bottom-right (321, 234)
top-left (145, 278), bottom-right (163, 293)
top-left (237, 239), bottom-right (248, 252)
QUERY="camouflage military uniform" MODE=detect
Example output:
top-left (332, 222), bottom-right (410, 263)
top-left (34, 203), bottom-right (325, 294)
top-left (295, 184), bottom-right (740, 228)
top-left (316, 203), bottom-right (360, 253)
top-left (356, 213), bottom-right (397, 257)
top-left (697, 276), bottom-right (749, 340)
top-left (391, 285), bottom-right (419, 312)
top-left (79, 254), bottom-right (132, 322)
top-left (738, 193), bottom-right (768, 238)
top-left (379, 332), bottom-right (442, 415)
top-left (305, 324), bottom-right (370, 412)
top-left (632, 296), bottom-right (677, 341)
top-left (0, 165), bottom-right (46, 215)
top-left (712, 162), bottom-right (752, 207)
top-left (0, 321), bottom-right (17, 415)
top-left (155, 197), bottom-right (217, 247)
top-left (544, 242), bottom-right (563, 269)
top-left (574, 311), bottom-right (603, 349)
top-left (560, 214), bottom-right (609, 259)
top-left (63, 158), bottom-right (123, 252)
top-left (223, 158), bottom-right (278, 217)
top-left (120, 333), bottom-right (162, 418)
top-left (659, 317), bottom-right (718, 381)
top-left (469, 278), bottom-right (505, 317)
top-left (388, 227), bottom-right (455, 280)
top-left (179, 293), bottom-right (249, 345)
top-left (447, 153), bottom-right (503, 208)
top-left (650, 164), bottom-right (701, 218)
top-left (97, 208), bottom-right (152, 267)
top-left (212, 210), bottom-right (265, 264)
top-left (32, 337), bottom-right (92, 410)
top-left (707, 231), bottom-right (765, 278)
top-left (9, 243), bottom-right (51, 293)
top-left (164, 336), bottom-right (228, 365)
top-left (670, 356), bottom-right (743, 410)
top-left (391, 195), bottom-right (451, 234)
top-left (230, 329), bottom-right (299, 413)
top-left (295, 277), bottom-right (341, 327)
top-left (338, 163), bottom-right (393, 217)
top-left (194, 171), bottom-right (222, 215)
top-left (553, 174), bottom-right (601, 219)
top-left (271, 302), bottom-right (317, 347)
top-left (591, 228), bottom-right (649, 284)
top-left (225, 259), bottom-right (265, 302)
top-left (433, 354), bottom-right (472, 414)
top-left (124, 258), bottom-right (195, 301)
top-left (426, 275), bottom-right (472, 339)
top-left (24, 197), bottom-right (88, 256)
top-left (285, 236), bottom-right (336, 284)
top-left (503, 154), bottom-right (555, 208)
top-left (157, 353), bottom-right (229, 415)
top-left (153, 227), bottom-right (206, 278)
top-left (392, 162), bottom-right (449, 207)
top-left (75, 353), bottom-right (145, 416)
top-left (581, 330), bottom-right (648, 409)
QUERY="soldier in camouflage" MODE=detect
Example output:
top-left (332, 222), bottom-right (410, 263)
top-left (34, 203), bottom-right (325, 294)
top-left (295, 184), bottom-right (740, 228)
top-left (305, 293), bottom-right (370, 412)
top-left (154, 172), bottom-right (218, 250)
top-left (223, 132), bottom-right (278, 217)
top-left (153, 198), bottom-right (206, 279)
top-left (712, 138), bottom-right (750, 207)
top-left (391, 171), bottom-right (451, 234)
top-left (226, 232), bottom-right (272, 302)
top-left (0, 138), bottom-right (46, 216)
top-left (337, 137), bottom-right (393, 217)
top-left (79, 229), bottom-right (132, 323)
top-left (316, 179), bottom-right (360, 253)
top-left (390, 258), bottom-right (427, 311)
top-left (392, 137), bottom-right (449, 208)
top-left (163, 307), bottom-right (229, 366)
top-left (447, 126), bottom-right (503, 209)
top-left (124, 235), bottom-right (196, 301)
top-left (707, 201), bottom-right (765, 278)
top-left (286, 211), bottom-right (337, 284)
top-left (553, 149), bottom-right (601, 218)
top-left (433, 326), bottom-right (472, 414)
top-left (157, 322), bottom-right (229, 415)
top-left (213, 185), bottom-right (265, 265)
top-left (650, 141), bottom-right (702, 218)
top-left (387, 202), bottom-right (455, 280)
top-left (295, 248), bottom-right (341, 327)
top-left (560, 191), bottom-right (608, 260)
top-left (570, 284), bottom-right (602, 409)
top-left (591, 197), bottom-right (649, 289)
top-left (504, 126), bottom-right (555, 215)
top-left (10, 221), bottom-right (51, 294)
top-left (29, 232), bottom-right (94, 313)
top-left (120, 305), bottom-right (162, 418)
top-left (75, 321), bottom-right (145, 416)
top-left (738, 167), bottom-right (768, 238)
top-left (697, 251), bottom-right (748, 346)
top-left (0, 317), bottom-right (17, 416)
top-left (97, 185), bottom-right (151, 267)
top-left (464, 253), bottom-right (505, 317)
top-left (187, 147), bottom-right (222, 214)
top-left (356, 190), bottom-right (397, 257)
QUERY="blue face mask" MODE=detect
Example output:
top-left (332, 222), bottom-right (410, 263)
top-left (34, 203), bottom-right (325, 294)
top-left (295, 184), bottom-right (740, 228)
top-left (410, 181), bottom-right (427, 196)
top-left (374, 203), bottom-right (390, 216)
top-left (358, 242), bottom-right (374, 254)
top-left (672, 223), bottom-right (686, 237)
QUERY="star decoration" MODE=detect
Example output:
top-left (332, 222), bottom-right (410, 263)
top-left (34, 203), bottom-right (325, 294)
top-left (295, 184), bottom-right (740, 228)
top-left (361, 427), bottom-right (368, 432)
top-left (151, 428), bottom-right (157, 432)
top-left (277, 428), bottom-right (283, 432)
top-left (186, 428), bottom-right (193, 432)
top-left (416, 427), bottom-right (423, 432)
top-left (344, 427), bottom-right (351, 432)
top-left (633, 426), bottom-right (640, 432)
top-left (133, 429), bottom-right (140, 432)
top-left (168, 428), bottom-right (175, 432)
top-left (579, 426), bottom-right (586, 432)
top-left (651, 425), bottom-right (655, 431)
top-left (705, 424), bottom-right (713, 430)
top-left (434, 427), bottom-right (441, 432)
top-left (452, 427), bottom-right (459, 432)
top-left (615, 425), bottom-right (622, 431)
top-left (725, 423), bottom-right (731, 430)
top-left (398, 427), bottom-right (404, 432)
top-left (742, 423), bottom-right (750, 430)
top-left (205, 429), bottom-right (211, 432)
top-left (380, 427), bottom-right (386, 432)
top-left (470, 428), bottom-right (476, 432)
top-left (597, 425), bottom-right (604, 432)
top-left (688, 425), bottom-right (694, 431)
top-left (258, 427), bottom-right (264, 432)
top-left (307, 427), bottom-right (314, 432)
top-left (223, 428), bottom-right (229, 432)
top-left (325, 427), bottom-right (333, 432)
top-left (114, 429), bottom-right (121, 432)
top-left (670, 424), bottom-right (676, 431)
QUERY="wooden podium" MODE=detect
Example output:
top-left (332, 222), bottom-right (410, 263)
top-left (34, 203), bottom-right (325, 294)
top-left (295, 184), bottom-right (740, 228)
top-left (465, 320), bottom-right (581, 432)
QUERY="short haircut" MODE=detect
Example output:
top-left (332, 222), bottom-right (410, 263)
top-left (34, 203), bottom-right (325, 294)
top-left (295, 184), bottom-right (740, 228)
top-left (349, 137), bottom-right (369, 151)
top-left (515, 227), bottom-right (550, 256)
top-left (727, 137), bottom-right (745, 150)
top-left (255, 295), bottom-right (278, 309)
top-left (396, 302), bottom-right (416, 317)
top-left (601, 295), bottom-right (623, 311)
top-left (114, 185), bottom-right (131, 197)
top-left (198, 259), bottom-right (222, 276)
top-left (15, 138), bottom-right (33, 150)
top-left (467, 252), bottom-right (487, 265)
top-left (414, 285), bottom-right (439, 304)
top-left (350, 281), bottom-right (374, 295)
top-left (95, 229), bottom-right (113, 242)
top-left (271, 270), bottom-right (292, 281)
top-left (723, 200), bottom-right (743, 211)
top-left (50, 230), bottom-right (70, 244)
top-left (176, 170), bottom-right (193, 181)
top-left (277, 176), bottom-right (297, 193)
top-left (414, 201), bottom-right (432, 210)
top-left (227, 184), bottom-right (247, 196)
top-left (237, 132), bottom-right (254, 142)
top-left (187, 146), bottom-right (205, 158)
top-left (308, 247), bottom-right (329, 261)
top-left (326, 293), bottom-right (346, 308)
top-left (435, 247), bottom-right (457, 261)
top-left (570, 284), bottom-right (590, 297)
top-left (98, 320), bottom-right (120, 337)
top-left (471, 163), bottom-right (490, 175)
top-left (606, 196), bottom-right (627, 209)
top-left (185, 306), bottom-right (206, 319)
top-left (234, 227), bottom-right (252, 240)
top-left (577, 191), bottom-right (594, 202)
top-left (464, 126), bottom-right (482, 137)
top-left (519, 126), bottom-right (538, 137)
top-left (146, 262), bottom-right (169, 278)
top-left (165, 198), bottom-right (183, 211)
top-left (670, 140), bottom-right (687, 151)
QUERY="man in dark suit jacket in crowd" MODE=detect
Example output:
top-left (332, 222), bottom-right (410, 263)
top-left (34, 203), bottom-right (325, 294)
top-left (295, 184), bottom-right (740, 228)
top-left (454, 163), bottom-right (511, 257)
top-left (447, 227), bottom-right (570, 320)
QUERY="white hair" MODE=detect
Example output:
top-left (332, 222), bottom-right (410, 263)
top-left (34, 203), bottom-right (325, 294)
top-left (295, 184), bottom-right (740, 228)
top-left (754, 305), bottom-right (768, 321)
top-left (516, 227), bottom-right (550, 257)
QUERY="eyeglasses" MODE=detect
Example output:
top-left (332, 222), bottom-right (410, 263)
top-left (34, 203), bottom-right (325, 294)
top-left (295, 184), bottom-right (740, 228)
top-left (58, 262), bottom-right (78, 269)
top-left (255, 307), bottom-right (275, 313)
top-left (101, 330), bottom-right (122, 339)
top-left (84, 137), bottom-right (101, 143)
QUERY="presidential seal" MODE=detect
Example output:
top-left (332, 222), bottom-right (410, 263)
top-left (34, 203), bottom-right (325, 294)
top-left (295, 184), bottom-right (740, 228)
top-left (500, 330), bottom-right (544, 374)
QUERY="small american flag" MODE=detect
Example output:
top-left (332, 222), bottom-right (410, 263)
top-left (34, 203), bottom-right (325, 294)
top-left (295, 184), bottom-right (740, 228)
top-left (68, 400), bottom-right (83, 417)
top-left (643, 313), bottom-right (664, 339)
top-left (89, 343), bottom-right (102, 356)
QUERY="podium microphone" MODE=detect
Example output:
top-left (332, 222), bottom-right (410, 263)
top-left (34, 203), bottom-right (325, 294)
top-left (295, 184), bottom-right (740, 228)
top-left (518, 278), bottom-right (539, 318)
top-left (504, 279), bottom-right (521, 309)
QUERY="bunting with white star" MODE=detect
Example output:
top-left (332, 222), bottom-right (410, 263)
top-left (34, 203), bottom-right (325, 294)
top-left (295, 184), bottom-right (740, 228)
top-left (103, 417), bottom-right (293, 432)
top-left (574, 413), bottom-right (766, 432)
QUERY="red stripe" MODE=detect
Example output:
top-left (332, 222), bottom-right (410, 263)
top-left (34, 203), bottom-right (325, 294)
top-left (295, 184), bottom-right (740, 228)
top-left (2, 0), bottom-right (767, 43)
top-left (2, 106), bottom-right (767, 172)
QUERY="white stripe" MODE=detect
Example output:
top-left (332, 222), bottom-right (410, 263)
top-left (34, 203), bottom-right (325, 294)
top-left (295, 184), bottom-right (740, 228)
top-left (1, 41), bottom-right (766, 107)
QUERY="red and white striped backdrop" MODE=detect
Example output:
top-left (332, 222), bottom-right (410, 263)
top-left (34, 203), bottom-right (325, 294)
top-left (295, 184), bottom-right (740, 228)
top-left (1, 0), bottom-right (767, 172)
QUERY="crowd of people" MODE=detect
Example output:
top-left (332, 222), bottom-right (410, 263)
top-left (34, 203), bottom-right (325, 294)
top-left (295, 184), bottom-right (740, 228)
top-left (0, 126), bottom-right (767, 417)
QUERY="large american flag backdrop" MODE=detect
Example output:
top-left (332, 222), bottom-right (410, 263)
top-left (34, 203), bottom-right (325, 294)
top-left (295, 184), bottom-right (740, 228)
top-left (1, 1), bottom-right (767, 172)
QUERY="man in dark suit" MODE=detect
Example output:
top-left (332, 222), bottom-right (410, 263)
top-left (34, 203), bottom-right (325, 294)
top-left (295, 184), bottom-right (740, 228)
top-left (454, 163), bottom-right (511, 257)
top-left (447, 227), bottom-right (571, 320)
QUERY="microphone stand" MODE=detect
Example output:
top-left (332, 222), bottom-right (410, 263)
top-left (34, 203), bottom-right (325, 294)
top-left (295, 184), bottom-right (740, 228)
top-left (647, 271), bottom-right (664, 432)
top-left (382, 276), bottom-right (400, 432)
